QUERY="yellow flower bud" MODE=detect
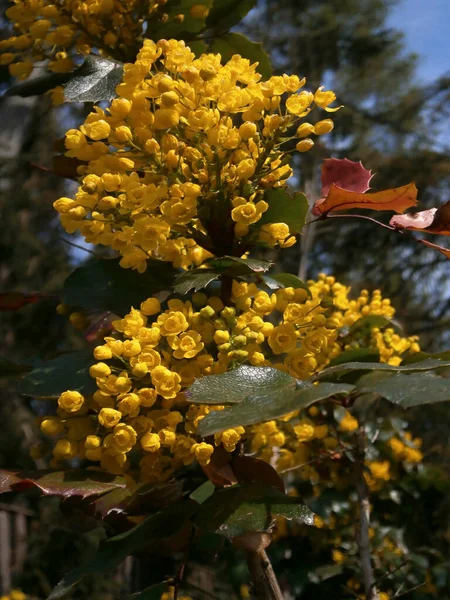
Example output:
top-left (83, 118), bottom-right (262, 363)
top-left (296, 139), bottom-right (314, 152)
top-left (58, 390), bottom-right (84, 413)
top-left (314, 119), bottom-right (334, 135)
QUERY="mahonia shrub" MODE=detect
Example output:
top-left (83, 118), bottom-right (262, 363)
top-left (53, 39), bottom-right (340, 272)
top-left (42, 276), bottom-right (420, 481)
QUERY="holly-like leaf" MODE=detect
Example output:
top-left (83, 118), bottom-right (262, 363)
top-left (209, 33), bottom-right (272, 80)
top-left (187, 365), bottom-right (297, 405)
top-left (48, 501), bottom-right (197, 599)
top-left (321, 158), bottom-right (373, 197)
top-left (195, 483), bottom-right (314, 537)
top-left (356, 371), bottom-right (450, 407)
top-left (63, 258), bottom-right (177, 315)
top-left (327, 348), bottom-right (380, 367)
top-left (0, 469), bottom-right (126, 497)
top-left (206, 256), bottom-right (272, 276)
top-left (206, 0), bottom-right (256, 32)
top-left (0, 357), bottom-right (33, 379)
top-left (313, 182), bottom-right (418, 216)
top-left (5, 71), bottom-right (71, 97)
top-left (64, 56), bottom-right (123, 103)
top-left (347, 315), bottom-right (401, 336)
top-left (19, 350), bottom-right (96, 398)
top-left (0, 291), bottom-right (46, 311)
top-left (262, 273), bottom-right (311, 296)
top-left (194, 378), bottom-right (354, 436)
top-left (313, 358), bottom-right (450, 383)
top-left (260, 189), bottom-right (308, 234)
top-left (173, 270), bottom-right (220, 295)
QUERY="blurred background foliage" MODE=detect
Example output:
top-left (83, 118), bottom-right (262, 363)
top-left (0, 0), bottom-right (449, 598)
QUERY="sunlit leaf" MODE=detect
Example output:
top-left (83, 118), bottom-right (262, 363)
top-left (173, 270), bottom-right (220, 295)
top-left (262, 273), bottom-right (311, 297)
top-left (260, 189), bottom-right (308, 234)
top-left (321, 158), bottom-right (373, 197)
top-left (64, 56), bottom-right (123, 103)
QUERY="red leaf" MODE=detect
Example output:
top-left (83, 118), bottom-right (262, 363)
top-left (0, 469), bottom-right (126, 498)
top-left (313, 182), bottom-right (418, 216)
top-left (321, 158), bottom-right (373, 197)
top-left (390, 208), bottom-right (438, 231)
top-left (0, 292), bottom-right (45, 311)
top-left (232, 456), bottom-right (285, 493)
top-left (420, 239), bottom-right (450, 259)
top-left (202, 445), bottom-right (237, 487)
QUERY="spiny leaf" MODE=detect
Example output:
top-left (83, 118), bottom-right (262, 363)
top-left (313, 182), bottom-right (418, 215)
top-left (321, 158), bottom-right (373, 197)
top-left (64, 56), bottom-right (123, 103)
top-left (173, 270), bottom-right (220, 295)
top-left (206, 0), bottom-right (257, 32)
top-left (19, 350), bottom-right (96, 398)
top-left (260, 189), bottom-right (308, 234)
top-left (262, 273), bottom-right (311, 297)
top-left (356, 371), bottom-right (450, 407)
top-left (209, 33), bottom-right (272, 80)
top-left (0, 469), bottom-right (126, 497)
top-left (63, 258), bottom-right (177, 315)
top-left (187, 365), bottom-right (297, 405)
top-left (313, 358), bottom-right (450, 383)
top-left (206, 256), bottom-right (272, 276)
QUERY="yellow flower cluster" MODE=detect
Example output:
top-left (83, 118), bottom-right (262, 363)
top-left (0, 591), bottom-right (26, 600)
top-left (53, 39), bottom-right (340, 271)
top-left (0, 0), bottom-right (210, 80)
top-left (40, 274), bottom-right (420, 483)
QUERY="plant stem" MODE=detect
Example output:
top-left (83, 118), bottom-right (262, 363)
top-left (355, 426), bottom-right (378, 600)
top-left (246, 549), bottom-right (284, 600)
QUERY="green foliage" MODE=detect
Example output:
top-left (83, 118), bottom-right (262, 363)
top-left (313, 358), bottom-right (450, 382)
top-left (63, 258), bottom-right (177, 315)
top-left (262, 272), bottom-right (312, 296)
top-left (63, 56), bottom-right (124, 102)
top-left (210, 33), bottom-right (272, 79)
top-left (19, 350), bottom-right (96, 397)
top-left (259, 189), bottom-right (309, 234)
top-left (206, 0), bottom-right (257, 32)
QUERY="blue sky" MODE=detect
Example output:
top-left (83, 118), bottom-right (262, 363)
top-left (388, 0), bottom-right (450, 82)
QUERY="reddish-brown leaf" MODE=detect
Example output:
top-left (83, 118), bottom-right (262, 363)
top-left (422, 199), bottom-right (450, 235)
top-left (390, 208), bottom-right (438, 231)
top-left (0, 292), bottom-right (45, 311)
top-left (321, 158), bottom-right (373, 197)
top-left (202, 445), bottom-right (237, 487)
top-left (0, 469), bottom-right (126, 498)
top-left (232, 456), bottom-right (285, 493)
top-left (420, 239), bottom-right (450, 259)
top-left (313, 182), bottom-right (418, 215)
top-left (52, 155), bottom-right (85, 180)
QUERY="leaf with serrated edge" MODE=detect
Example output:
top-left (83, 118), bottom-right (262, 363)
top-left (356, 372), bottom-right (450, 407)
top-left (64, 56), bottom-right (123, 103)
top-left (173, 271), bottom-right (219, 295)
top-left (196, 382), bottom-right (354, 436)
top-left (313, 358), bottom-right (450, 383)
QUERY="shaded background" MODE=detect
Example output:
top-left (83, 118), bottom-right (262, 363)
top-left (0, 0), bottom-right (449, 597)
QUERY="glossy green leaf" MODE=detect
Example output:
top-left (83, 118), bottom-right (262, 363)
top-left (259, 189), bottom-right (308, 234)
top-left (209, 33), bottom-right (272, 79)
top-left (173, 270), bottom-right (220, 295)
top-left (356, 371), bottom-right (450, 407)
top-left (187, 365), bottom-right (297, 405)
top-left (64, 56), bottom-right (124, 102)
top-left (48, 501), bottom-right (197, 599)
top-left (189, 480), bottom-right (216, 504)
top-left (347, 315), bottom-right (401, 336)
top-left (206, 255), bottom-right (272, 276)
top-left (312, 358), bottom-right (450, 383)
top-left (19, 350), bottom-right (96, 398)
top-left (195, 483), bottom-right (314, 537)
top-left (129, 583), bottom-right (169, 600)
top-left (0, 469), bottom-right (126, 497)
top-left (63, 258), bottom-right (177, 315)
top-left (155, 0), bottom-right (213, 39)
top-left (206, 0), bottom-right (256, 32)
top-left (328, 348), bottom-right (380, 366)
top-left (262, 273), bottom-right (311, 296)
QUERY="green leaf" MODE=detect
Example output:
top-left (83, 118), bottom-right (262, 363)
top-left (0, 356), bottom-right (32, 379)
top-left (19, 350), bottom-right (96, 398)
top-left (129, 583), bottom-right (169, 600)
top-left (190, 366), bottom-right (354, 435)
top-left (64, 56), bottom-right (123, 103)
top-left (154, 0), bottom-right (213, 39)
top-left (262, 273), bottom-right (311, 296)
top-left (48, 501), bottom-right (197, 599)
top-left (209, 33), bottom-right (272, 80)
top-left (189, 480), bottom-right (216, 504)
top-left (206, 256), bottom-right (272, 276)
top-left (328, 348), bottom-right (380, 366)
top-left (259, 189), bottom-right (308, 234)
top-left (173, 270), bottom-right (220, 295)
top-left (312, 358), bottom-right (450, 383)
top-left (5, 71), bottom-right (72, 97)
top-left (206, 0), bottom-right (256, 32)
top-left (195, 483), bottom-right (314, 537)
top-left (63, 258), bottom-right (177, 315)
top-left (356, 371), bottom-right (450, 407)
top-left (187, 365), bottom-right (297, 405)
top-left (0, 469), bottom-right (126, 497)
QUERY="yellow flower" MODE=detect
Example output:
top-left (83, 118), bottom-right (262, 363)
top-left (314, 86), bottom-right (342, 112)
top-left (108, 424), bottom-right (137, 453)
top-left (191, 442), bottom-right (214, 465)
top-left (157, 311), bottom-right (189, 336)
top-left (168, 330), bottom-right (204, 359)
top-left (151, 366), bottom-right (182, 399)
top-left (294, 420), bottom-right (315, 442)
top-left (141, 432), bottom-right (161, 452)
top-left (339, 412), bottom-right (359, 432)
top-left (368, 460), bottom-right (391, 481)
top-left (98, 408), bottom-right (122, 429)
top-left (58, 390), bottom-right (84, 413)
top-left (268, 323), bottom-right (297, 354)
